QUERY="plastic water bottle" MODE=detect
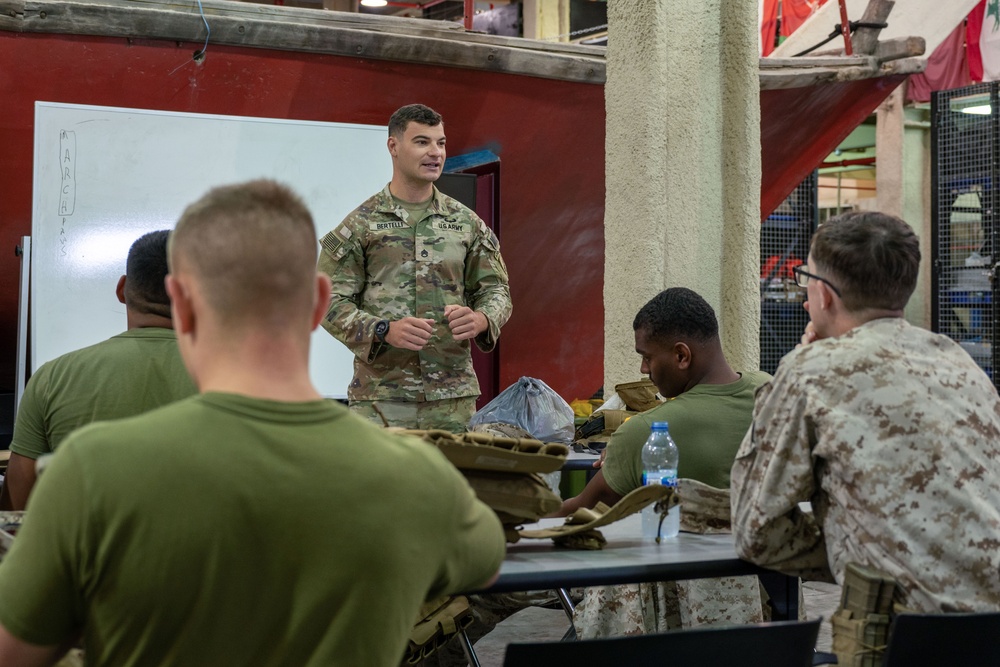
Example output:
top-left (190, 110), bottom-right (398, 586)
top-left (641, 421), bottom-right (679, 540)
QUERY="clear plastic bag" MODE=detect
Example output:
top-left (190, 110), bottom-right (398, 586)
top-left (469, 377), bottom-right (575, 443)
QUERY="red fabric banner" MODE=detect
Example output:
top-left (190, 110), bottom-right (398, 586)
top-left (761, 0), bottom-right (779, 56)
top-left (907, 22), bottom-right (973, 103)
top-left (780, 0), bottom-right (830, 38)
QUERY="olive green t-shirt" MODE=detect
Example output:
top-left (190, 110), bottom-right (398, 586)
top-left (11, 328), bottom-right (196, 459)
top-left (0, 393), bottom-right (504, 667)
top-left (602, 370), bottom-right (771, 495)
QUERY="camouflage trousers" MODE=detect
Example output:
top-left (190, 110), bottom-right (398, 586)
top-left (573, 576), bottom-right (768, 639)
top-left (350, 397), bottom-right (477, 434)
top-left (414, 590), bottom-right (579, 667)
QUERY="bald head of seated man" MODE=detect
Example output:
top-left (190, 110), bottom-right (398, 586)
top-left (2, 229), bottom-right (196, 510)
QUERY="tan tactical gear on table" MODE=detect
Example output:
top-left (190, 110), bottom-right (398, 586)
top-left (613, 378), bottom-right (663, 412)
top-left (572, 481), bottom-right (768, 639)
top-left (400, 428), bottom-right (568, 543)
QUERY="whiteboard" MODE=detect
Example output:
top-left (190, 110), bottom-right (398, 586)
top-left (31, 102), bottom-right (391, 399)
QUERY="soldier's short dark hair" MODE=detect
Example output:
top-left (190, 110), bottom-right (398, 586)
top-left (633, 287), bottom-right (719, 343)
top-left (388, 104), bottom-right (443, 138)
top-left (125, 230), bottom-right (172, 318)
top-left (810, 211), bottom-right (920, 312)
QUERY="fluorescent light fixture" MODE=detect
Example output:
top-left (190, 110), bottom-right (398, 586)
top-left (961, 104), bottom-right (992, 115)
top-left (361, 0), bottom-right (388, 6)
top-left (950, 93), bottom-right (991, 116)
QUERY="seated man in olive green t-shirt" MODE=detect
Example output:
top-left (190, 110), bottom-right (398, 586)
top-left (2, 230), bottom-right (196, 510)
top-left (557, 287), bottom-right (770, 638)
top-left (559, 287), bottom-right (769, 516)
top-left (0, 180), bottom-right (505, 667)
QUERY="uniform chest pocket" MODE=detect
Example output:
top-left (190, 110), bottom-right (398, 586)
top-left (419, 220), bottom-right (470, 264)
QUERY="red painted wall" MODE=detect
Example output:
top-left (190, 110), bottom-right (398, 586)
top-left (0, 32), bottom-right (607, 401)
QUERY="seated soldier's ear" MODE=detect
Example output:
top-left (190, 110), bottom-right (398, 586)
top-left (116, 275), bottom-right (127, 305)
top-left (674, 341), bottom-right (692, 369)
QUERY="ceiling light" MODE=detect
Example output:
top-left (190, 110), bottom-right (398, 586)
top-left (961, 105), bottom-right (992, 115)
top-left (361, 0), bottom-right (387, 6)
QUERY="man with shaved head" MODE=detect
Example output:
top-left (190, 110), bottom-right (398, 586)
top-left (0, 179), bottom-right (505, 667)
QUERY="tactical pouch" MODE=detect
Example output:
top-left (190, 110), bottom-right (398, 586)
top-left (613, 379), bottom-right (662, 412)
top-left (404, 595), bottom-right (474, 664)
top-left (402, 429), bottom-right (569, 475)
top-left (830, 563), bottom-right (897, 667)
top-left (676, 479), bottom-right (732, 534)
top-left (463, 470), bottom-right (563, 522)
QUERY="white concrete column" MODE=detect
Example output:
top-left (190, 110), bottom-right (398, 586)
top-left (522, 0), bottom-right (570, 41)
top-left (603, 0), bottom-right (761, 392)
top-left (876, 84), bottom-right (932, 328)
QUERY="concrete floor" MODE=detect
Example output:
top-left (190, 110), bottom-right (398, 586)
top-left (466, 580), bottom-right (842, 667)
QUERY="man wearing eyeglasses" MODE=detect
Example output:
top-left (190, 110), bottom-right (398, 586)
top-left (731, 211), bottom-right (1000, 612)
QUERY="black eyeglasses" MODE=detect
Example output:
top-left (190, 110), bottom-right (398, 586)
top-left (792, 265), bottom-right (842, 298)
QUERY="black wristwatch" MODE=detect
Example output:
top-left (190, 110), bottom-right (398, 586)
top-left (374, 319), bottom-right (390, 343)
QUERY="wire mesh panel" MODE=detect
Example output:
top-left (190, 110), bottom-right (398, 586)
top-left (932, 82), bottom-right (997, 383)
top-left (759, 172), bottom-right (818, 375)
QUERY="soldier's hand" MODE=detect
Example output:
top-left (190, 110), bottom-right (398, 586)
top-left (798, 321), bottom-right (819, 348)
top-left (594, 447), bottom-right (608, 469)
top-left (386, 317), bottom-right (434, 351)
top-left (445, 305), bottom-right (487, 341)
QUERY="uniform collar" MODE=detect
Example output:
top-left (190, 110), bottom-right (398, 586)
top-left (374, 184), bottom-right (452, 217)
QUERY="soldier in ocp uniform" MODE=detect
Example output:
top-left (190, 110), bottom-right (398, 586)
top-left (732, 210), bottom-right (1000, 612)
top-left (319, 104), bottom-right (511, 433)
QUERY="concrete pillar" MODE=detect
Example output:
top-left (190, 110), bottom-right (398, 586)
top-left (522, 0), bottom-right (570, 41)
top-left (876, 84), bottom-right (932, 328)
top-left (603, 0), bottom-right (761, 393)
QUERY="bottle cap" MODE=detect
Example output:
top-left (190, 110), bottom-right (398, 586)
top-left (651, 421), bottom-right (669, 431)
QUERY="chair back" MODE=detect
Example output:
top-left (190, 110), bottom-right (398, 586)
top-left (882, 612), bottom-right (1000, 667)
top-left (502, 617), bottom-right (821, 667)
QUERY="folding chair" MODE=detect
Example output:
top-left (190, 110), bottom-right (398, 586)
top-left (502, 617), bottom-right (821, 667)
top-left (881, 611), bottom-right (1000, 667)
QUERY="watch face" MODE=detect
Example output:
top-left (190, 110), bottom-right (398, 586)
top-left (375, 320), bottom-right (389, 340)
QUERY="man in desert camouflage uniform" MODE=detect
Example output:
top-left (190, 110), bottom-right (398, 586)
top-left (732, 210), bottom-right (1000, 612)
top-left (319, 104), bottom-right (511, 433)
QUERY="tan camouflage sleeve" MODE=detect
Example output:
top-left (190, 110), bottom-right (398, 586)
top-left (465, 220), bottom-right (512, 353)
top-left (730, 375), bottom-right (835, 582)
top-left (318, 225), bottom-right (381, 362)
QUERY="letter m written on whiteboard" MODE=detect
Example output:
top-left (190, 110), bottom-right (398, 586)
top-left (59, 130), bottom-right (76, 216)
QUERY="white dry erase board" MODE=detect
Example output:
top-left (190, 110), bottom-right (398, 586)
top-left (30, 101), bottom-right (392, 399)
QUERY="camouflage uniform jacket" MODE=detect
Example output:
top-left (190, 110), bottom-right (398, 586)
top-left (319, 185), bottom-right (511, 402)
top-left (732, 317), bottom-right (1000, 612)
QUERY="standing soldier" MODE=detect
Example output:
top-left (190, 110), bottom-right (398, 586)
top-left (319, 104), bottom-right (512, 432)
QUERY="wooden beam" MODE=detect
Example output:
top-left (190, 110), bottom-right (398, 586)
top-left (0, 0), bottom-right (925, 87)
top-left (851, 0), bottom-right (894, 56)
top-left (0, 0), bottom-right (607, 83)
top-left (874, 36), bottom-right (924, 63)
